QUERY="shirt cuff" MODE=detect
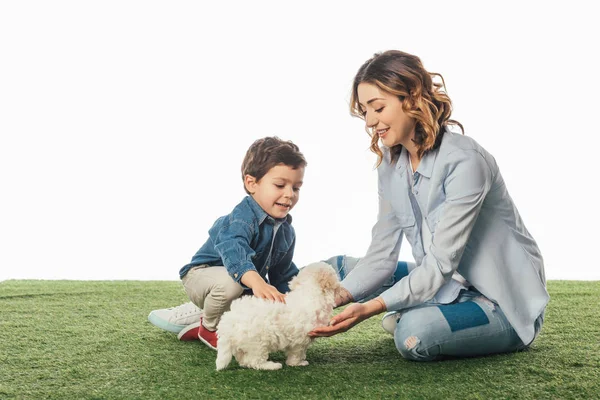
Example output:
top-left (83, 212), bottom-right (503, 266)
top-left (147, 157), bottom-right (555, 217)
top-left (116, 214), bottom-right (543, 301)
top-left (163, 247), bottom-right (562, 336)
top-left (341, 280), bottom-right (365, 304)
top-left (379, 289), bottom-right (405, 311)
top-left (229, 262), bottom-right (258, 288)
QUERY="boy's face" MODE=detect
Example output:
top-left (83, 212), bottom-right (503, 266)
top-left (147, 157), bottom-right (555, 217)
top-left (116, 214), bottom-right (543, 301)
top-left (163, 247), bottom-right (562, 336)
top-left (245, 164), bottom-right (304, 219)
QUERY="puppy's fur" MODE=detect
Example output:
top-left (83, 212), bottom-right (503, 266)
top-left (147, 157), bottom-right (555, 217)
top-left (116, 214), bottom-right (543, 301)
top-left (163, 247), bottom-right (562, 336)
top-left (215, 262), bottom-right (340, 370)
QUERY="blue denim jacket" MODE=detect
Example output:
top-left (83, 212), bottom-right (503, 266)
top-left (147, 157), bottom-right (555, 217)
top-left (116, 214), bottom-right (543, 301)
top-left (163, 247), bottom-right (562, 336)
top-left (179, 196), bottom-right (299, 293)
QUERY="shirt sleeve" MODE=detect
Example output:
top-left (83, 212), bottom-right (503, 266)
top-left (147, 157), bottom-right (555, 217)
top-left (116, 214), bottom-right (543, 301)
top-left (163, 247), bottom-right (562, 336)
top-left (379, 150), bottom-right (493, 310)
top-left (268, 237), bottom-right (300, 293)
top-left (211, 218), bottom-right (258, 284)
top-left (341, 172), bottom-right (405, 301)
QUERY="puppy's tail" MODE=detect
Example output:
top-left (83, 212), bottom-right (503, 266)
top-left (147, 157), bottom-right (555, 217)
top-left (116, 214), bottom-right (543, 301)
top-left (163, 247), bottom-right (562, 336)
top-left (215, 334), bottom-right (232, 371)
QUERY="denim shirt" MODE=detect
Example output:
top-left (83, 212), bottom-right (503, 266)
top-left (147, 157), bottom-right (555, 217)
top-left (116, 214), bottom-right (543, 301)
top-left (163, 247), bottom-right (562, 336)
top-left (342, 130), bottom-right (549, 345)
top-left (179, 196), bottom-right (299, 293)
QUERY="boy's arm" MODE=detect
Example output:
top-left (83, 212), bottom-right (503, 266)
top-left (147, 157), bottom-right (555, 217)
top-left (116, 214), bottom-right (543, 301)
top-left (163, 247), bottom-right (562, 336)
top-left (269, 237), bottom-right (300, 294)
top-left (211, 218), bottom-right (285, 302)
top-left (211, 219), bottom-right (259, 285)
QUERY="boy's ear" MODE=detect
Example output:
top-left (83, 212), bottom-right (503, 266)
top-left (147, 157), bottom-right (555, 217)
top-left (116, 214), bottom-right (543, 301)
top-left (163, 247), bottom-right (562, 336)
top-left (244, 174), bottom-right (257, 194)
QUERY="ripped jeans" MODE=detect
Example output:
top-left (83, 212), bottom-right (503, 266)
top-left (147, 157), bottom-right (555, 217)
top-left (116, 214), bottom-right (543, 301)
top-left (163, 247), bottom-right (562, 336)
top-left (323, 255), bottom-right (544, 361)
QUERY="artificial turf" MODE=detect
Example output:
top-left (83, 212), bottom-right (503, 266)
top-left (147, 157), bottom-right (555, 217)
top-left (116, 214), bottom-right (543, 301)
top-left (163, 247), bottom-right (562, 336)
top-left (1, 280), bottom-right (598, 399)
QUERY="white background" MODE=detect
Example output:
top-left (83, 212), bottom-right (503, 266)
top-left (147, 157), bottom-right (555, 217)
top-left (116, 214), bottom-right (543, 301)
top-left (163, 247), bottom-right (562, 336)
top-left (1, 1), bottom-right (598, 282)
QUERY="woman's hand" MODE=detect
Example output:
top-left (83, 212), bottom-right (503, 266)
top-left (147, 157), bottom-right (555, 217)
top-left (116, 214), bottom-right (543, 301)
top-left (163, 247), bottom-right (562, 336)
top-left (308, 298), bottom-right (386, 337)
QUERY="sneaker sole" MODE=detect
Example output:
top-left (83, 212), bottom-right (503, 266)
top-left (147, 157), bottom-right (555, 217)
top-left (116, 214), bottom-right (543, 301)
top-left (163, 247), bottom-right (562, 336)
top-left (178, 322), bottom-right (217, 350)
top-left (148, 312), bottom-right (187, 334)
top-left (381, 311), bottom-right (402, 335)
top-left (198, 335), bottom-right (217, 351)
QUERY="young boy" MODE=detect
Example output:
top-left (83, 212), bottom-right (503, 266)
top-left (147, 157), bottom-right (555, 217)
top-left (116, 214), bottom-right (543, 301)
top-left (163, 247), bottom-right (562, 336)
top-left (159, 137), bottom-right (306, 350)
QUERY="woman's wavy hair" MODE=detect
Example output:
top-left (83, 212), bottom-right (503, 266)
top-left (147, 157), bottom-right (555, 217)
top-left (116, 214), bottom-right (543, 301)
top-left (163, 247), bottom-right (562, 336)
top-left (350, 50), bottom-right (464, 167)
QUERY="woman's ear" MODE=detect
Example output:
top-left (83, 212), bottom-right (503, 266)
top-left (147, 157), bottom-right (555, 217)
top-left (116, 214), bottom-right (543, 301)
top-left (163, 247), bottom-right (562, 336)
top-left (244, 174), bottom-right (257, 194)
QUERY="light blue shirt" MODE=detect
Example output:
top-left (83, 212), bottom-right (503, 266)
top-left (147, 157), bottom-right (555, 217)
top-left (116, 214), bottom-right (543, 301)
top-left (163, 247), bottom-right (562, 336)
top-left (342, 130), bottom-right (549, 345)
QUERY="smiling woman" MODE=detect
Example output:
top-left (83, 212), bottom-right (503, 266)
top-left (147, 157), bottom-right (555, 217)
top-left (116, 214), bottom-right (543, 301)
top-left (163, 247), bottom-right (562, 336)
top-left (307, 50), bottom-right (549, 362)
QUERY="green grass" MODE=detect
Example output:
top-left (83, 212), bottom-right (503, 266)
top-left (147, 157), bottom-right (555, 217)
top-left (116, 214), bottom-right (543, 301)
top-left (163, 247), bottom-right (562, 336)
top-left (1, 280), bottom-right (599, 400)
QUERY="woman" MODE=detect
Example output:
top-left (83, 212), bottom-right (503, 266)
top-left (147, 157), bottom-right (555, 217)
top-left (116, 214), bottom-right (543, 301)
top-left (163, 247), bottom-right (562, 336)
top-left (309, 50), bottom-right (548, 361)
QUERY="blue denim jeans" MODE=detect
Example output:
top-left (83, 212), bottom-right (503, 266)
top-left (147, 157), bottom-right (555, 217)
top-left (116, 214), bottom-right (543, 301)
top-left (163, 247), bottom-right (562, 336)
top-left (323, 255), bottom-right (543, 361)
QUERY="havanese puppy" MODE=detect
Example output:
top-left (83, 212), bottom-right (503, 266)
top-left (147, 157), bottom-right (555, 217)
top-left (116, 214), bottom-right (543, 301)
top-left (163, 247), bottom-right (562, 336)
top-left (215, 262), bottom-right (340, 370)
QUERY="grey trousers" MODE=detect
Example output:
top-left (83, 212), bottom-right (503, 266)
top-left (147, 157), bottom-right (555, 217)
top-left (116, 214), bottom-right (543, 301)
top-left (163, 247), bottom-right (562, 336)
top-left (181, 265), bottom-right (244, 330)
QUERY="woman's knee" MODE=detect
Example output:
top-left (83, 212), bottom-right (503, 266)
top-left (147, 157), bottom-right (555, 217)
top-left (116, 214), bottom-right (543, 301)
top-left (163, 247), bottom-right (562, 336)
top-left (323, 255), bottom-right (361, 280)
top-left (393, 310), bottom-right (441, 362)
top-left (394, 332), bottom-right (439, 362)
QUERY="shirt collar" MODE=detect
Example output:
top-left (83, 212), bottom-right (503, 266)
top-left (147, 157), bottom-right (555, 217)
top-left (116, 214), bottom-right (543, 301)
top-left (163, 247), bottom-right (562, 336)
top-left (395, 146), bottom-right (438, 179)
top-left (395, 147), bottom-right (408, 177)
top-left (245, 195), bottom-right (292, 225)
top-left (415, 147), bottom-right (438, 178)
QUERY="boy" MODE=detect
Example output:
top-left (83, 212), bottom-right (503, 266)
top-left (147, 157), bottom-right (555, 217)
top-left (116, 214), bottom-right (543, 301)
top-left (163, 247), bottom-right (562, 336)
top-left (154, 137), bottom-right (306, 350)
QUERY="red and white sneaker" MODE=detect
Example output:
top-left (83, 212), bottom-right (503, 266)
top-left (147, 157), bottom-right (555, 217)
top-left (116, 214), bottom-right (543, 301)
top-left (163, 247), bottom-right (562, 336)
top-left (198, 320), bottom-right (218, 350)
top-left (177, 321), bottom-right (201, 341)
top-left (177, 317), bottom-right (218, 350)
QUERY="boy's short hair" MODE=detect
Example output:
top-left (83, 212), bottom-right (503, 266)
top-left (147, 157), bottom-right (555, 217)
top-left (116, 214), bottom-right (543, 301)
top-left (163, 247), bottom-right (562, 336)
top-left (241, 137), bottom-right (307, 195)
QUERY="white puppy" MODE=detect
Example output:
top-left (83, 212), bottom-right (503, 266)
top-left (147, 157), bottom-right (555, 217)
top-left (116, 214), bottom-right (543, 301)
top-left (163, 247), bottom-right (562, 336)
top-left (215, 262), bottom-right (340, 371)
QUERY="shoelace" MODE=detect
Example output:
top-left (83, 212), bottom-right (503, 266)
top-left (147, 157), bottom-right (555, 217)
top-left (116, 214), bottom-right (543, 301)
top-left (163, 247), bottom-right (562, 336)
top-left (171, 303), bottom-right (200, 318)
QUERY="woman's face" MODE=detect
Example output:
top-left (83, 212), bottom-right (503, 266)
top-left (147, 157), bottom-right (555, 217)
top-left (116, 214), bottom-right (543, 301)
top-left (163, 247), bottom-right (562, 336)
top-left (357, 82), bottom-right (416, 149)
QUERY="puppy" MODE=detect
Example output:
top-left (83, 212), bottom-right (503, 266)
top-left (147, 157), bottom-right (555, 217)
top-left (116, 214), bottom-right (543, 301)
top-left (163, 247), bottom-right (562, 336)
top-left (215, 262), bottom-right (340, 370)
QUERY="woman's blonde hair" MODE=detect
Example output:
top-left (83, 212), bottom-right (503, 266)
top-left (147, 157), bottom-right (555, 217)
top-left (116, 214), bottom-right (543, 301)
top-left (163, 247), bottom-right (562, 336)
top-left (350, 50), bottom-right (463, 167)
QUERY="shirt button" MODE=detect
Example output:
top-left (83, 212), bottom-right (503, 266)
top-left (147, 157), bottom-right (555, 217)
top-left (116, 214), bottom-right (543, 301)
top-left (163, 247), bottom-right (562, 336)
top-left (234, 273), bottom-right (238, 278)
top-left (266, 266), bottom-right (269, 270)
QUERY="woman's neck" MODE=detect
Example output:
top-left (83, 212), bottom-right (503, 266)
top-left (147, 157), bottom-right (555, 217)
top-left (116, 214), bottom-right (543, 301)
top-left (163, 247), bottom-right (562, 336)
top-left (405, 143), bottom-right (420, 172)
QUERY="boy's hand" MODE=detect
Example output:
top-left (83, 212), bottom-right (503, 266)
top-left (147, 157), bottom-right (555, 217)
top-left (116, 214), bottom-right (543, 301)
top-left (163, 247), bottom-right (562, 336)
top-left (240, 270), bottom-right (286, 303)
top-left (252, 282), bottom-right (286, 303)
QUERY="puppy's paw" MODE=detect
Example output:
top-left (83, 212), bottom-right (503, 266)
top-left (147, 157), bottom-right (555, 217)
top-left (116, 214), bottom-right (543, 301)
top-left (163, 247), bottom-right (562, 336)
top-left (255, 361), bottom-right (283, 370)
top-left (286, 360), bottom-right (309, 367)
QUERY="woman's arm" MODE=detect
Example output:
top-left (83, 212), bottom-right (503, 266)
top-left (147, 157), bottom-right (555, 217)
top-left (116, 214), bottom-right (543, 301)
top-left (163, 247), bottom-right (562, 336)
top-left (334, 286), bottom-right (354, 307)
top-left (311, 150), bottom-right (494, 337)
top-left (378, 149), bottom-right (493, 311)
top-left (310, 168), bottom-right (404, 337)
top-left (339, 173), bottom-right (405, 302)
